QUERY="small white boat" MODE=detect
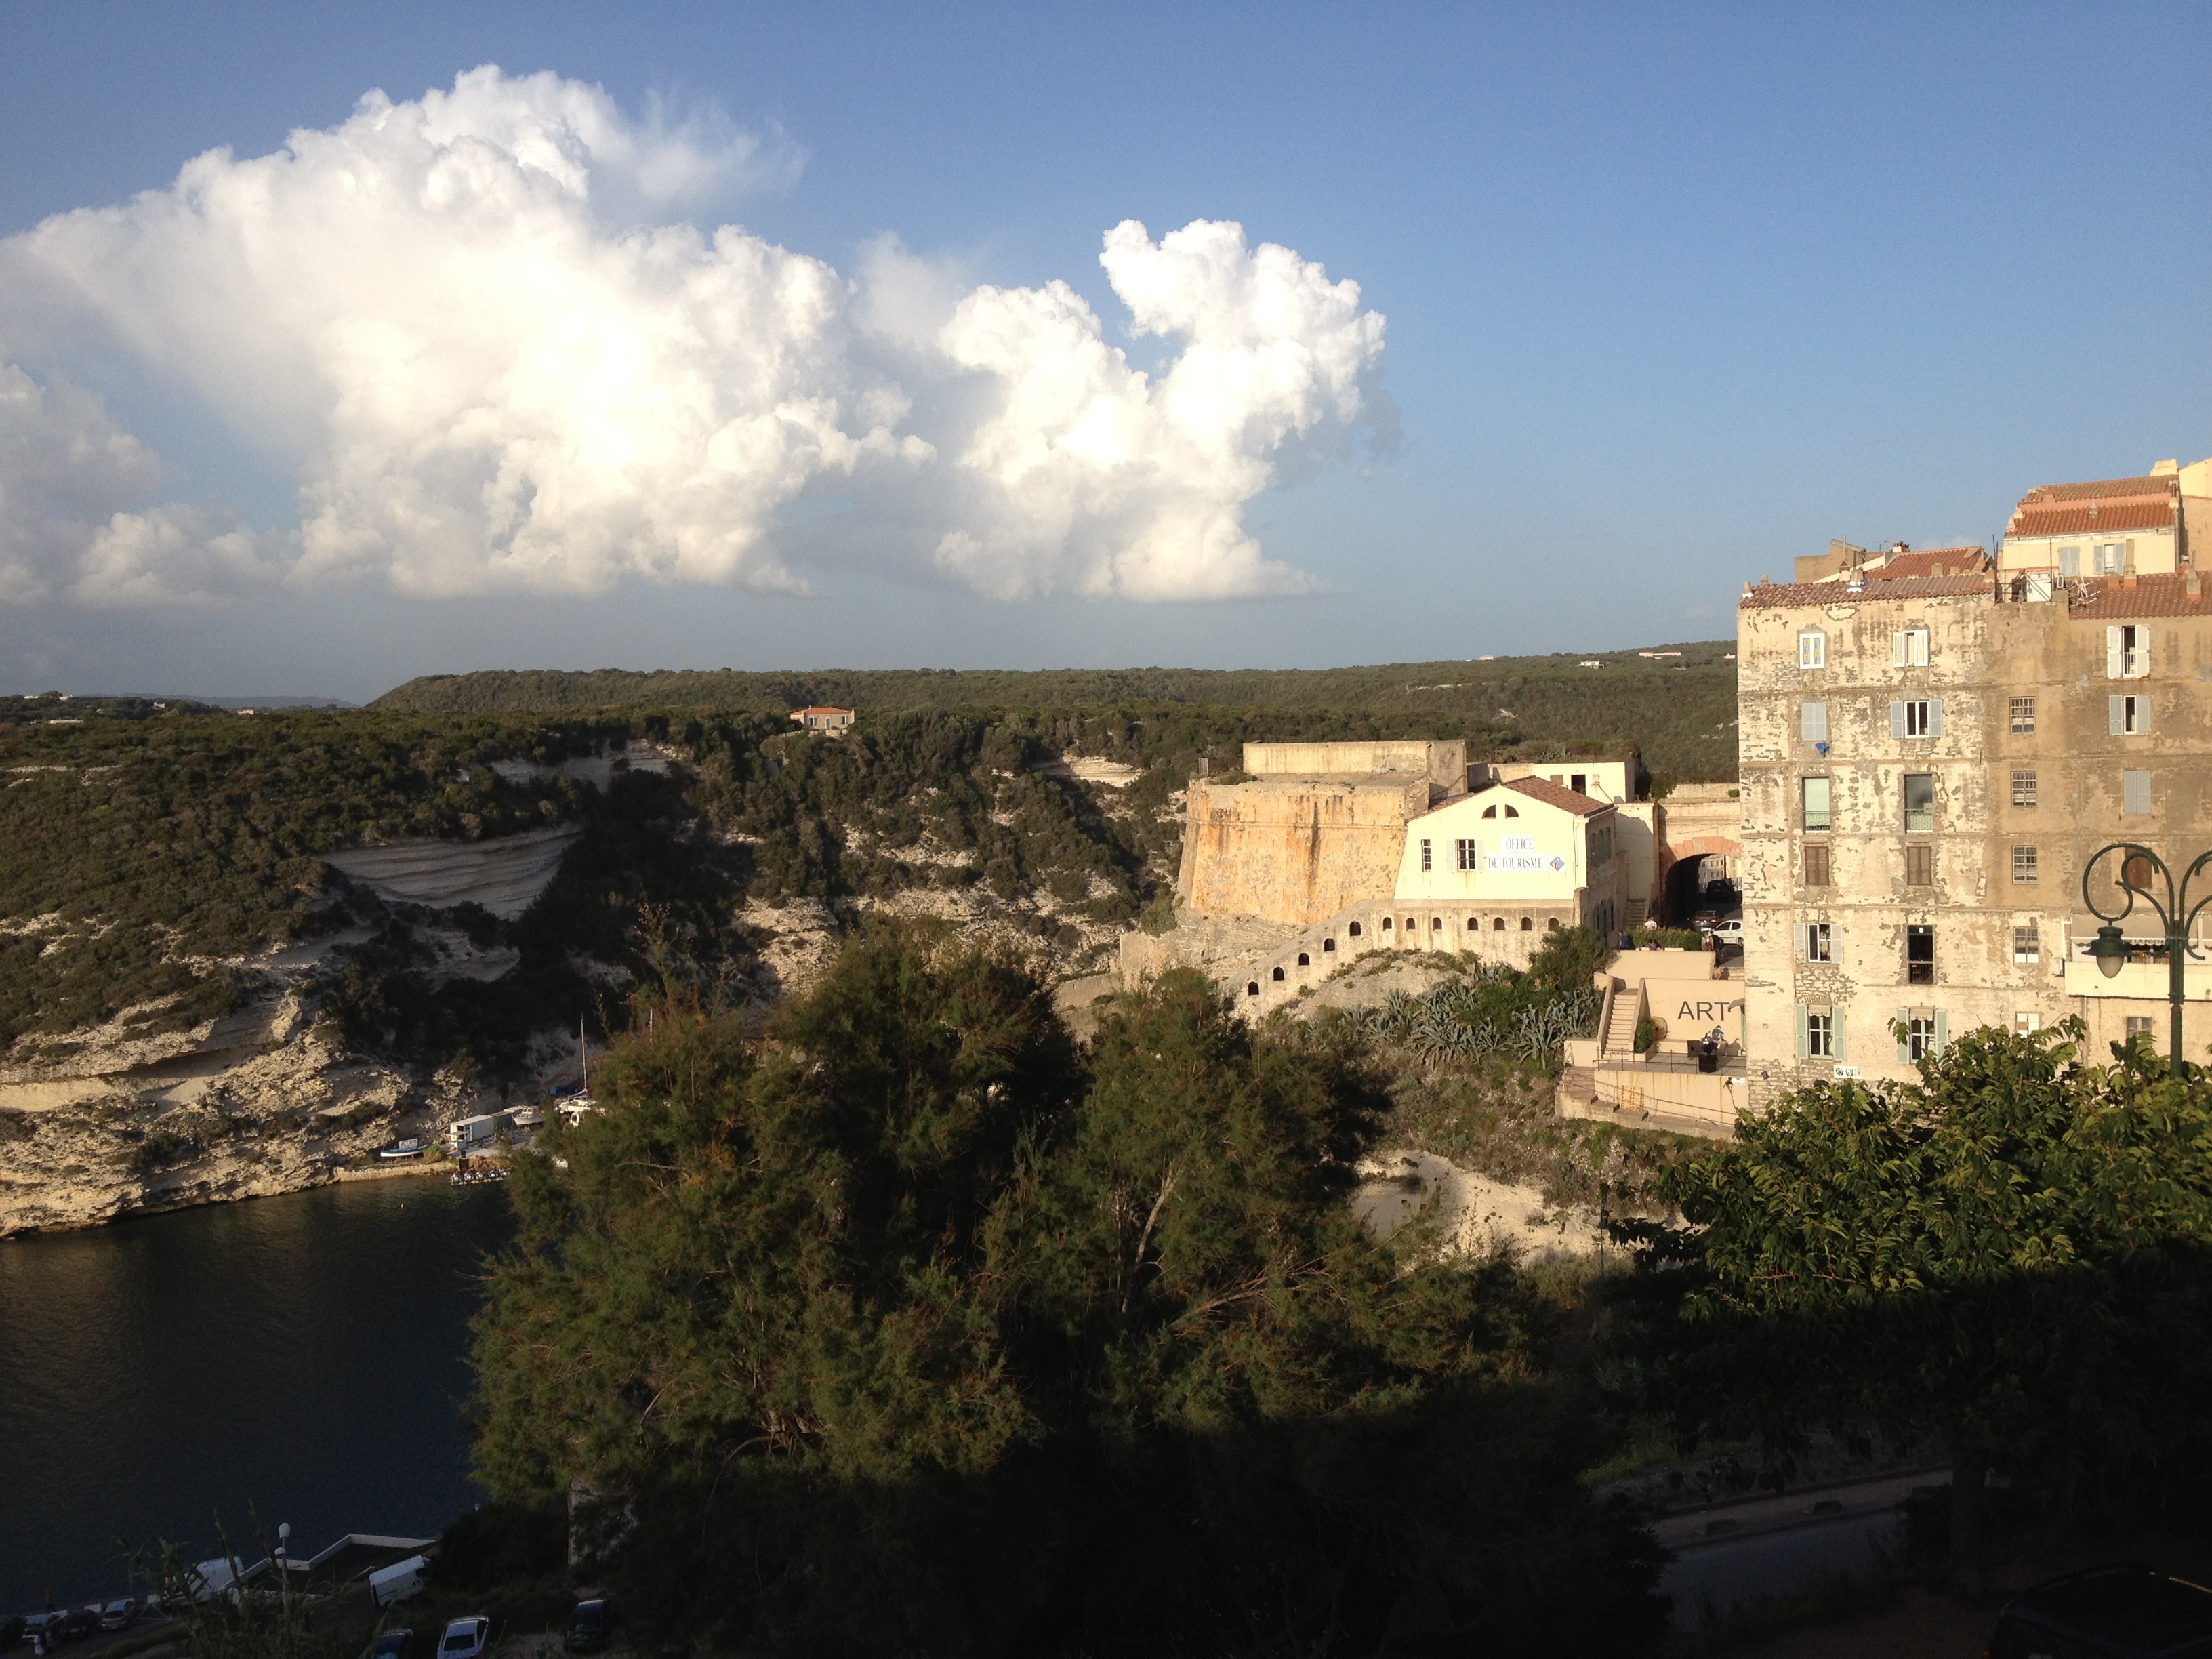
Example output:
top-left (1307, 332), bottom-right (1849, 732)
top-left (378, 1139), bottom-right (426, 1161)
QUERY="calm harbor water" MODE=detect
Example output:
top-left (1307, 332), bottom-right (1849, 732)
top-left (0, 1177), bottom-right (514, 1612)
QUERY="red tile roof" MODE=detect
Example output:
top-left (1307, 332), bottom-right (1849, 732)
top-left (1739, 573), bottom-right (1994, 609)
top-left (790, 705), bottom-right (854, 718)
top-left (2008, 500), bottom-right (2177, 538)
top-left (2018, 475), bottom-right (2176, 505)
top-left (1502, 776), bottom-right (1611, 817)
top-left (1410, 776), bottom-right (1612, 823)
top-left (1862, 546), bottom-right (1990, 581)
top-left (2067, 572), bottom-right (2212, 620)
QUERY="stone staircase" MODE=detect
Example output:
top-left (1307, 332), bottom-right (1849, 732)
top-left (1599, 981), bottom-right (1643, 1055)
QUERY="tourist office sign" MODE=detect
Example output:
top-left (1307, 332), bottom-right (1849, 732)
top-left (1485, 836), bottom-right (1567, 874)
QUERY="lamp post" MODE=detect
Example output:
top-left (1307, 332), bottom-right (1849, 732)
top-left (2081, 842), bottom-right (2212, 1080)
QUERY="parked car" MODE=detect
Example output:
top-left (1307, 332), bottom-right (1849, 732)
top-left (438, 1617), bottom-right (491, 1659)
top-left (0, 1614), bottom-right (26, 1651)
top-left (566, 1599), bottom-right (613, 1654)
top-left (57, 1610), bottom-right (98, 1644)
top-left (96, 1600), bottom-right (137, 1633)
top-left (1990, 1563), bottom-right (2212, 1659)
top-left (371, 1627), bottom-right (414, 1659)
top-left (20, 1612), bottom-right (66, 1651)
top-left (1704, 917), bottom-right (1744, 946)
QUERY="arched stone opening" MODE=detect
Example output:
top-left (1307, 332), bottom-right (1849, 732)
top-left (1519, 916), bottom-right (1533, 932)
top-left (1247, 982), bottom-right (1260, 996)
top-left (1271, 966), bottom-right (1285, 981)
top-left (1348, 920), bottom-right (1363, 937)
top-left (1297, 951), bottom-right (1311, 966)
top-left (1322, 937), bottom-right (1336, 952)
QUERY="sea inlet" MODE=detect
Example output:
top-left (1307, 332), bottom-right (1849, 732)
top-left (0, 1178), bottom-right (514, 1611)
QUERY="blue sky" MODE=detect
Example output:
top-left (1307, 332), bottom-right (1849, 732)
top-left (0, 2), bottom-right (2205, 701)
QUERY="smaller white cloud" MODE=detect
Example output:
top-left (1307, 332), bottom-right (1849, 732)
top-left (0, 363), bottom-right (276, 606)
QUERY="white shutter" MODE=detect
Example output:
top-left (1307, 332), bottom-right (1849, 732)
top-left (1801, 701), bottom-right (1828, 741)
top-left (1833, 1007), bottom-right (1847, 1064)
top-left (1891, 701), bottom-right (1906, 739)
top-left (1893, 631), bottom-right (1909, 667)
top-left (1933, 1010), bottom-right (1949, 1055)
top-left (1894, 1007), bottom-right (1911, 1064)
top-left (1795, 1004), bottom-right (1809, 1059)
top-left (2110, 695), bottom-right (2126, 736)
top-left (1794, 922), bottom-right (1809, 960)
top-left (2061, 546), bottom-right (2080, 577)
top-left (2137, 697), bottom-right (2152, 735)
top-left (2136, 627), bottom-right (2152, 679)
top-left (1929, 699), bottom-right (1944, 739)
top-left (2124, 771), bottom-right (2152, 815)
top-left (2108, 626), bottom-right (2124, 679)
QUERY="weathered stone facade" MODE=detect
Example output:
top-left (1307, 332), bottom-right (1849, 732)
top-left (1740, 566), bottom-right (2212, 1109)
top-left (1175, 772), bottom-right (1441, 926)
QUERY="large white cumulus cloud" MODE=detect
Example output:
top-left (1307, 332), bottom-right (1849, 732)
top-left (0, 67), bottom-right (1386, 607)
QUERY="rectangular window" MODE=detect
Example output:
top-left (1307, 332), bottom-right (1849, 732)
top-left (1804, 844), bottom-right (1831, 887)
top-left (1800, 701), bottom-right (1828, 742)
top-left (1903, 773), bottom-right (1935, 834)
top-left (1802, 775), bottom-right (1832, 832)
top-left (2095, 542), bottom-right (2126, 575)
top-left (2108, 623), bottom-right (2150, 679)
top-left (1906, 844), bottom-right (1934, 886)
top-left (1907, 924), bottom-right (1936, 983)
top-left (1454, 838), bottom-right (1477, 872)
top-left (1807, 1012), bottom-right (1833, 1059)
top-left (2060, 545), bottom-right (2081, 577)
top-left (1908, 1016), bottom-right (1937, 1061)
top-left (1799, 631), bottom-right (1827, 670)
top-left (2127, 1015), bottom-right (2156, 1040)
top-left (1420, 838), bottom-right (1431, 872)
top-left (1570, 773), bottom-right (1586, 794)
top-left (1902, 699), bottom-right (1931, 738)
top-left (2109, 693), bottom-right (2152, 735)
top-left (2013, 922), bottom-right (2041, 964)
top-left (2011, 769), bottom-right (2037, 808)
top-left (1893, 628), bottom-right (1931, 668)
top-left (2013, 1011), bottom-right (2041, 1035)
top-left (2009, 696), bottom-right (2036, 734)
top-left (2012, 846), bottom-right (2039, 884)
top-left (1806, 922), bottom-right (1832, 962)
top-left (2123, 770), bottom-right (2152, 816)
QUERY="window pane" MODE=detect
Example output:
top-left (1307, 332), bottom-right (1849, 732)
top-left (1903, 774), bottom-right (1935, 833)
top-left (2009, 696), bottom-right (2035, 734)
top-left (2012, 846), bottom-right (2038, 883)
top-left (1803, 776), bottom-right (1831, 831)
top-left (2011, 769), bottom-right (2036, 808)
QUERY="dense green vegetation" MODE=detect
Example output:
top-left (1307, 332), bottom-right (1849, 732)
top-left (375, 641), bottom-right (1740, 783)
top-left (472, 930), bottom-right (1665, 1656)
top-left (0, 639), bottom-right (1737, 1071)
top-left (1610, 1021), bottom-right (2212, 1591)
top-left (0, 709), bottom-right (605, 1050)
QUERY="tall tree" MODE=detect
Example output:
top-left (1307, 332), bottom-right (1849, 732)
top-left (473, 941), bottom-right (1664, 1656)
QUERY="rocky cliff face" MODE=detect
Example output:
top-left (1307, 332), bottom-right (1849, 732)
top-left (0, 946), bottom-right (499, 1237)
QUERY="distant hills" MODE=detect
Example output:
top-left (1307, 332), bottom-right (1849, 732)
top-left (373, 644), bottom-right (1741, 783)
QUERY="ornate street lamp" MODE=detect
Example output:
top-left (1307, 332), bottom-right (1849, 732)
top-left (2080, 842), bottom-right (2212, 1080)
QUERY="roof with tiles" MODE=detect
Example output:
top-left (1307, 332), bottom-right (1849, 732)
top-left (2067, 572), bottom-right (2212, 621)
top-left (1501, 776), bottom-right (1610, 817)
top-left (2008, 499), bottom-right (2177, 538)
top-left (1859, 546), bottom-right (1990, 581)
top-left (1409, 775), bottom-right (1612, 823)
top-left (1739, 573), bottom-right (1994, 609)
top-left (2018, 474), bottom-right (2177, 505)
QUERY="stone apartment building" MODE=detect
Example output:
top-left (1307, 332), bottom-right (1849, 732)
top-left (1739, 465), bottom-right (2212, 1109)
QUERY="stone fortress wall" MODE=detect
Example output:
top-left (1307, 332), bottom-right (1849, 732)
top-left (1174, 741), bottom-right (1469, 927)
